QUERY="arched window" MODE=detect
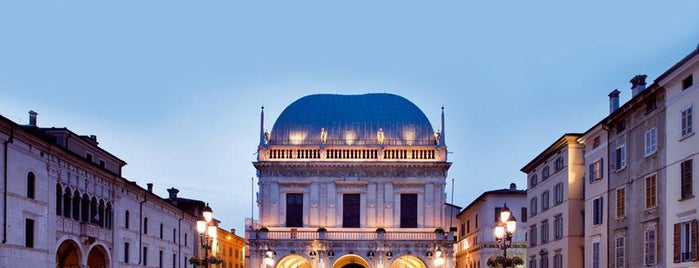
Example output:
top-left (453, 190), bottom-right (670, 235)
top-left (98, 199), bottom-right (105, 227)
top-left (106, 202), bottom-right (113, 230)
top-left (160, 223), bottom-right (164, 239)
top-left (125, 210), bottom-right (130, 229)
top-left (72, 190), bottom-right (80, 220)
top-left (63, 188), bottom-right (72, 217)
top-left (27, 172), bottom-right (35, 199)
top-left (143, 217), bottom-right (149, 234)
top-left (56, 184), bottom-right (62, 216)
top-left (81, 194), bottom-right (89, 222)
top-left (90, 197), bottom-right (98, 224)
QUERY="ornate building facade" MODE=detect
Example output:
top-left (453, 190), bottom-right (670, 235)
top-left (0, 111), bottom-right (199, 267)
top-left (247, 93), bottom-right (454, 268)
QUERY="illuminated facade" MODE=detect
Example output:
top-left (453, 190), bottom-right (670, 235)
top-left (247, 93), bottom-right (454, 268)
top-left (0, 111), bottom-right (199, 267)
top-left (521, 134), bottom-right (585, 268)
top-left (454, 183), bottom-right (527, 268)
top-left (216, 227), bottom-right (246, 268)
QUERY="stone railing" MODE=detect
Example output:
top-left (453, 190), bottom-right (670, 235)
top-left (56, 217), bottom-right (112, 243)
top-left (256, 228), bottom-right (444, 241)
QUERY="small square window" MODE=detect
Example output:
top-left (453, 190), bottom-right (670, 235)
top-left (646, 99), bottom-right (657, 114)
top-left (616, 121), bottom-right (626, 133)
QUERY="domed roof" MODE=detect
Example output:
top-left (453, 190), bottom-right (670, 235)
top-left (269, 93), bottom-right (436, 146)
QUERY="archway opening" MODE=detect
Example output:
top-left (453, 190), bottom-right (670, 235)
top-left (87, 245), bottom-right (108, 268)
top-left (56, 240), bottom-right (81, 268)
top-left (390, 255), bottom-right (426, 268)
top-left (332, 254), bottom-right (370, 268)
top-left (277, 254), bottom-right (311, 268)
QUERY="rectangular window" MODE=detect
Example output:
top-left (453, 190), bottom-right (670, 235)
top-left (286, 193), bottom-right (303, 227)
top-left (683, 74), bottom-right (694, 90)
top-left (589, 158), bottom-right (604, 183)
top-left (540, 253), bottom-right (549, 268)
top-left (462, 222), bottom-right (467, 236)
top-left (675, 220), bottom-right (698, 262)
top-left (530, 174), bottom-right (538, 188)
top-left (529, 258), bottom-right (537, 268)
top-left (681, 159), bottom-right (694, 199)
top-left (542, 166), bottom-right (550, 179)
top-left (592, 136), bottom-right (601, 148)
top-left (554, 253), bottom-right (563, 268)
top-left (592, 241), bottom-right (600, 268)
top-left (99, 159), bottom-right (106, 168)
top-left (125, 210), bottom-right (130, 229)
top-left (159, 250), bottom-right (163, 268)
top-left (400, 194), bottom-right (417, 228)
top-left (25, 218), bottom-right (34, 248)
top-left (530, 197), bottom-right (538, 216)
top-left (400, 193), bottom-right (418, 228)
top-left (86, 152), bottom-right (93, 162)
top-left (494, 207), bottom-right (502, 222)
top-left (646, 99), bottom-right (657, 113)
top-left (682, 106), bottom-right (694, 137)
top-left (593, 197), bottom-right (603, 225)
top-left (542, 190), bottom-right (550, 211)
top-left (554, 216), bottom-right (563, 240)
top-left (613, 145), bottom-right (626, 171)
top-left (541, 220), bottom-right (549, 244)
top-left (521, 207), bottom-right (528, 222)
top-left (143, 247), bottom-right (148, 266)
top-left (616, 188), bottom-right (625, 219)
top-left (554, 157), bottom-right (564, 172)
top-left (645, 127), bottom-right (658, 156)
top-left (173, 254), bottom-right (177, 268)
top-left (124, 242), bottom-right (130, 263)
top-left (554, 182), bottom-right (564, 205)
top-left (646, 176), bottom-right (657, 209)
top-left (342, 194), bottom-right (360, 228)
top-left (159, 223), bottom-right (163, 239)
top-left (530, 225), bottom-right (538, 246)
top-left (616, 234), bottom-right (626, 267)
top-left (645, 224), bottom-right (657, 265)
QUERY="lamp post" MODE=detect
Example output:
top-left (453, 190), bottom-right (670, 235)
top-left (494, 203), bottom-right (517, 267)
top-left (192, 203), bottom-right (222, 267)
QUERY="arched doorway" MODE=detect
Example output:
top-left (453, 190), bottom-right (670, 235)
top-left (332, 254), bottom-right (370, 268)
top-left (390, 255), bottom-right (426, 268)
top-left (87, 245), bottom-right (109, 268)
top-left (56, 240), bottom-right (81, 268)
top-left (277, 254), bottom-right (311, 268)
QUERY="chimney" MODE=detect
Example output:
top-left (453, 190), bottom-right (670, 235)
top-left (630, 74), bottom-right (647, 97)
top-left (167, 187), bottom-right (179, 200)
top-left (509, 183), bottom-right (516, 190)
top-left (231, 228), bottom-right (236, 234)
top-left (147, 183), bottom-right (153, 193)
top-left (609, 89), bottom-right (621, 114)
top-left (28, 110), bottom-right (38, 126)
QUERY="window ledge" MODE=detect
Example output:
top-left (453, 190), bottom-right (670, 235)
top-left (644, 151), bottom-right (657, 158)
top-left (680, 132), bottom-right (695, 142)
top-left (679, 195), bottom-right (695, 201)
top-left (613, 166), bottom-right (627, 173)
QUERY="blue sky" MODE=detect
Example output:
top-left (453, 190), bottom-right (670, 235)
top-left (1, 1), bottom-right (698, 233)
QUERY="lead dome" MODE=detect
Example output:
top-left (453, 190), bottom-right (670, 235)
top-left (267, 93), bottom-right (438, 146)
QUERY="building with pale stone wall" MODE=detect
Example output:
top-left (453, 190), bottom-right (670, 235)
top-left (0, 111), bottom-right (199, 267)
top-left (454, 183), bottom-right (527, 268)
top-left (521, 134), bottom-right (585, 268)
top-left (247, 93), bottom-right (454, 268)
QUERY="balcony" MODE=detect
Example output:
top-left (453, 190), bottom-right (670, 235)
top-left (56, 217), bottom-right (112, 244)
top-left (254, 227), bottom-right (446, 242)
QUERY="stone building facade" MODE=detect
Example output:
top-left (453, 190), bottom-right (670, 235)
top-left (454, 183), bottom-right (527, 268)
top-left (0, 111), bottom-right (199, 267)
top-left (247, 93), bottom-right (455, 268)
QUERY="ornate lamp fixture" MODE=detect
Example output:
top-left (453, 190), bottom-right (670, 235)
top-left (189, 203), bottom-right (222, 267)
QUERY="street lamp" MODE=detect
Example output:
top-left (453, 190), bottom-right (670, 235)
top-left (493, 203), bottom-right (518, 267)
top-left (190, 203), bottom-right (222, 267)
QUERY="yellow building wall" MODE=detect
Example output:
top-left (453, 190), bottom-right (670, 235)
top-left (215, 227), bottom-right (247, 268)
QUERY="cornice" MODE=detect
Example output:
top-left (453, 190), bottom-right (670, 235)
top-left (254, 161), bottom-right (451, 178)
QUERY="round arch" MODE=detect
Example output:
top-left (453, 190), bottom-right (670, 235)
top-left (390, 255), bottom-right (426, 268)
top-left (56, 239), bottom-right (81, 268)
top-left (87, 244), bottom-right (109, 268)
top-left (331, 254), bottom-right (371, 268)
top-left (276, 254), bottom-right (311, 268)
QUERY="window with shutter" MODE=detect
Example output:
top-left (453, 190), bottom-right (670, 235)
top-left (675, 223), bottom-right (681, 263)
top-left (681, 159), bottom-right (694, 199)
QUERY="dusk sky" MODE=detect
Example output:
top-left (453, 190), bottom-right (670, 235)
top-left (1, 1), bottom-right (698, 233)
